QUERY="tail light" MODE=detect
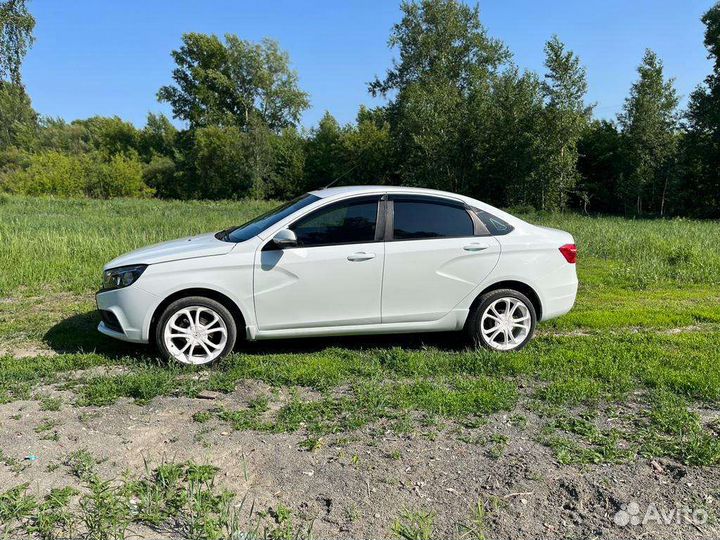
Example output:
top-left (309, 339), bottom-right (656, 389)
top-left (559, 244), bottom-right (577, 264)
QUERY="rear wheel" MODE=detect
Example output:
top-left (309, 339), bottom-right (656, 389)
top-left (467, 289), bottom-right (536, 351)
top-left (156, 296), bottom-right (237, 365)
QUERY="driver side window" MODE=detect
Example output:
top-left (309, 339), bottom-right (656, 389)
top-left (291, 197), bottom-right (379, 247)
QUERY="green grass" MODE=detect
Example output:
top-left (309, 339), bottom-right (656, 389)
top-left (0, 457), bottom-right (311, 540)
top-left (1, 195), bottom-right (720, 467)
top-left (0, 196), bottom-right (278, 295)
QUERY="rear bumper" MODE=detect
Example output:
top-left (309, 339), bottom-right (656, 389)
top-left (95, 285), bottom-right (158, 344)
top-left (540, 278), bottom-right (578, 321)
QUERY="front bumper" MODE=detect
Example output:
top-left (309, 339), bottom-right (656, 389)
top-left (95, 285), bottom-right (159, 344)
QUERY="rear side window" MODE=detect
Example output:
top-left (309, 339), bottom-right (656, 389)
top-left (392, 199), bottom-right (474, 240)
top-left (474, 209), bottom-right (514, 235)
top-left (291, 198), bottom-right (378, 247)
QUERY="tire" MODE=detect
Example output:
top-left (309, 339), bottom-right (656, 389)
top-left (466, 289), bottom-right (536, 352)
top-left (155, 296), bottom-right (237, 365)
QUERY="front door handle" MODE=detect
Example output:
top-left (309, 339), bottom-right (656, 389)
top-left (347, 252), bottom-right (376, 262)
top-left (463, 243), bottom-right (489, 252)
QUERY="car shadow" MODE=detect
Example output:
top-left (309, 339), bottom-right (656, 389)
top-left (43, 310), bottom-right (148, 359)
top-left (238, 330), bottom-right (469, 355)
top-left (44, 310), bottom-right (469, 359)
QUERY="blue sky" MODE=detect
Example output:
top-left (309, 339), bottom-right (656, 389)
top-left (22, 0), bottom-right (714, 129)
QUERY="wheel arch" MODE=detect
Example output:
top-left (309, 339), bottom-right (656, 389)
top-left (148, 287), bottom-right (248, 342)
top-left (466, 280), bottom-right (543, 326)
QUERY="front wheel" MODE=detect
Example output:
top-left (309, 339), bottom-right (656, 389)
top-left (156, 296), bottom-right (237, 365)
top-left (467, 289), bottom-right (536, 352)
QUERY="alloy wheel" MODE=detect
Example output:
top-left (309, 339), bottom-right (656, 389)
top-left (163, 306), bottom-right (228, 364)
top-left (480, 297), bottom-right (532, 351)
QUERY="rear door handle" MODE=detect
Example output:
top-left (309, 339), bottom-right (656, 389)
top-left (463, 243), bottom-right (489, 252)
top-left (347, 252), bottom-right (376, 262)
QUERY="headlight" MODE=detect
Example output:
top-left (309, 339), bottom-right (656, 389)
top-left (101, 265), bottom-right (147, 291)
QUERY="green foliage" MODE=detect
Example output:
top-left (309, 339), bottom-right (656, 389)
top-left (345, 106), bottom-right (395, 183)
top-left (477, 68), bottom-right (544, 207)
top-left (303, 112), bottom-right (345, 186)
top-left (392, 509), bottom-right (435, 540)
top-left (64, 449), bottom-right (99, 481)
top-left (576, 120), bottom-right (623, 213)
top-left (186, 125), bottom-right (259, 199)
top-left (157, 33), bottom-right (309, 130)
top-left (139, 112), bottom-right (177, 160)
top-left (0, 0), bottom-right (35, 85)
top-left (618, 49), bottom-right (679, 216)
top-left (680, 3), bottom-right (720, 218)
top-left (39, 396), bottom-right (62, 411)
top-left (370, 0), bottom-right (510, 195)
top-left (530, 35), bottom-right (591, 211)
top-left (142, 154), bottom-right (176, 196)
top-left (267, 126), bottom-right (305, 198)
top-left (3, 151), bottom-right (153, 198)
top-left (0, 460), bottom-right (286, 540)
top-left (0, 80), bottom-right (36, 148)
top-left (542, 390), bottom-right (720, 467)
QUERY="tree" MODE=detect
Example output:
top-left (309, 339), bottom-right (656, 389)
top-left (618, 49), bottom-right (679, 216)
top-left (341, 106), bottom-right (395, 184)
top-left (474, 68), bottom-right (544, 207)
top-left (303, 112), bottom-right (347, 188)
top-left (0, 79), bottom-right (35, 148)
top-left (369, 0), bottom-right (510, 195)
top-left (74, 116), bottom-right (141, 156)
top-left (576, 120), bottom-right (623, 214)
top-left (531, 36), bottom-right (592, 211)
top-left (157, 33), bottom-right (309, 131)
top-left (267, 127), bottom-right (305, 199)
top-left (0, 0), bottom-right (34, 85)
top-left (139, 113), bottom-right (178, 160)
top-left (35, 117), bottom-right (92, 154)
top-left (682, 2), bottom-right (720, 217)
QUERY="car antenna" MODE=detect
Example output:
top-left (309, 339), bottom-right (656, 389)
top-left (323, 162), bottom-right (361, 190)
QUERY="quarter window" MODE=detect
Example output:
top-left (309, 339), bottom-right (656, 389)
top-left (291, 198), bottom-right (378, 247)
top-left (392, 199), bottom-right (474, 240)
top-left (474, 209), bottom-right (514, 235)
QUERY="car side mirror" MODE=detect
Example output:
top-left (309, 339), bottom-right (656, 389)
top-left (272, 228), bottom-right (297, 248)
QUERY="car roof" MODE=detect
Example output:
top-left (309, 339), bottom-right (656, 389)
top-left (308, 185), bottom-right (526, 229)
top-left (310, 185), bottom-right (468, 200)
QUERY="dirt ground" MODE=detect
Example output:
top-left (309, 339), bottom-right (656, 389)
top-left (2, 379), bottom-right (718, 540)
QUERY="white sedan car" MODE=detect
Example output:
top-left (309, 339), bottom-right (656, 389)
top-left (97, 186), bottom-right (577, 364)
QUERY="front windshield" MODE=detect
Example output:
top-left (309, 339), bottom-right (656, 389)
top-left (217, 194), bottom-right (320, 243)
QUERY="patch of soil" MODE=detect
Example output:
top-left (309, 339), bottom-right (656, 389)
top-left (1, 384), bottom-right (718, 539)
top-left (0, 345), bottom-right (57, 358)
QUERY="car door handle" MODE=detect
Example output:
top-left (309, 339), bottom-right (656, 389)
top-left (463, 243), bottom-right (489, 252)
top-left (347, 252), bottom-right (376, 262)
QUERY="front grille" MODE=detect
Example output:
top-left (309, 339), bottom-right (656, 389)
top-left (100, 310), bottom-right (123, 333)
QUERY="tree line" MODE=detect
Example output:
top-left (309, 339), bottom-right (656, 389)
top-left (0, 0), bottom-right (719, 218)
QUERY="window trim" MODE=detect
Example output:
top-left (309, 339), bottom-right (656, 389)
top-left (278, 195), bottom-right (383, 249)
top-left (385, 194), bottom-right (489, 242)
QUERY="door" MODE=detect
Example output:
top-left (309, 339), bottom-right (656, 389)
top-left (254, 196), bottom-right (384, 331)
top-left (382, 196), bottom-right (501, 323)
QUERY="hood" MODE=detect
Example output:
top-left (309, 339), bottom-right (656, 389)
top-left (104, 232), bottom-right (234, 269)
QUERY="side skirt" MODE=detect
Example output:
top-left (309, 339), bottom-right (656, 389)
top-left (249, 310), bottom-right (468, 341)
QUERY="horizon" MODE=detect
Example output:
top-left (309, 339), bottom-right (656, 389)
top-left (22, 0), bottom-right (714, 129)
